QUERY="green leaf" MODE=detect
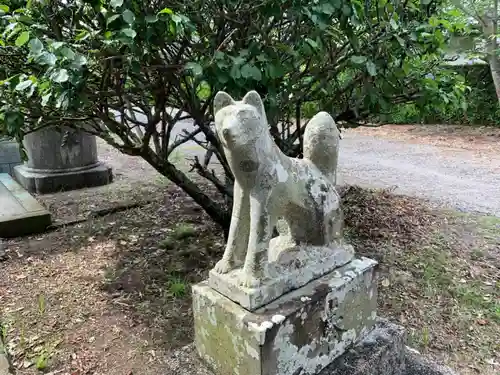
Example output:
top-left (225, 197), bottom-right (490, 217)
top-left (447, 9), bottom-right (462, 18)
top-left (122, 10), bottom-right (135, 24)
top-left (35, 51), bottom-right (57, 66)
top-left (51, 41), bottom-right (64, 49)
top-left (60, 47), bottom-right (75, 60)
top-left (321, 3), bottom-right (335, 15)
top-left (15, 80), bottom-right (32, 91)
top-left (196, 81), bottom-right (211, 100)
top-left (110, 0), bottom-right (123, 8)
top-left (256, 54), bottom-right (267, 62)
top-left (366, 61), bottom-right (377, 76)
top-left (70, 55), bottom-right (88, 68)
top-left (107, 14), bottom-right (121, 25)
top-left (41, 93), bottom-right (51, 106)
top-left (15, 31), bottom-right (30, 47)
top-left (230, 64), bottom-right (241, 80)
top-left (268, 64), bottom-right (285, 79)
top-left (75, 30), bottom-right (89, 41)
top-left (0, 5), bottom-right (9, 13)
top-left (305, 38), bottom-right (318, 49)
top-left (395, 35), bottom-right (405, 47)
top-left (342, 4), bottom-right (351, 16)
top-left (185, 62), bottom-right (203, 76)
top-left (121, 28), bottom-right (136, 39)
top-left (168, 20), bottom-right (176, 35)
top-left (390, 18), bottom-right (399, 30)
top-left (52, 69), bottom-right (69, 83)
top-left (145, 15), bottom-right (158, 23)
top-left (55, 92), bottom-right (69, 109)
top-left (29, 38), bottom-right (43, 54)
top-left (351, 55), bottom-right (367, 64)
top-left (159, 8), bottom-right (173, 14)
top-left (4, 112), bottom-right (24, 133)
top-left (171, 14), bottom-right (182, 24)
top-left (241, 64), bottom-right (262, 81)
top-left (214, 51), bottom-right (225, 60)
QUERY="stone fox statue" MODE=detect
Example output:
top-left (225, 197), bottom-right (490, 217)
top-left (213, 91), bottom-right (342, 288)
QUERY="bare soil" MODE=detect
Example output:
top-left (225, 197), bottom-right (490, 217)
top-left (1, 184), bottom-right (225, 375)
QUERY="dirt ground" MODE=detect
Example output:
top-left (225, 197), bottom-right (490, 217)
top-left (0, 126), bottom-right (499, 375)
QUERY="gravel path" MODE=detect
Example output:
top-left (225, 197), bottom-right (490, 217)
top-left (97, 115), bottom-right (500, 217)
top-left (338, 132), bottom-right (500, 217)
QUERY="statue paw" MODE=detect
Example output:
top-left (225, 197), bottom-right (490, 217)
top-left (238, 273), bottom-right (260, 288)
top-left (213, 259), bottom-right (232, 274)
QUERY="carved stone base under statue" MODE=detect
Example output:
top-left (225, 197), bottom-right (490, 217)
top-left (14, 127), bottom-right (112, 194)
top-left (167, 320), bottom-right (460, 375)
top-left (209, 243), bottom-right (355, 311)
top-left (194, 257), bottom-right (378, 375)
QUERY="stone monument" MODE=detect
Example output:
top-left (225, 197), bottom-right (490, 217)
top-left (0, 137), bottom-right (22, 175)
top-left (14, 127), bottom-right (112, 194)
top-left (192, 91), bottom-right (378, 375)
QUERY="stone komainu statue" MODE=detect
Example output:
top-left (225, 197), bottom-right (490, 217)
top-left (212, 91), bottom-right (344, 288)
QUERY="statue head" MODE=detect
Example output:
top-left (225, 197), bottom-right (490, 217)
top-left (213, 91), bottom-right (268, 149)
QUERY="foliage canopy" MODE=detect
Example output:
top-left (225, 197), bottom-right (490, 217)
top-left (0, 0), bottom-right (467, 228)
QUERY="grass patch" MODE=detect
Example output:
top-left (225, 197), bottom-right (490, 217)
top-left (165, 276), bottom-right (188, 299)
top-left (158, 223), bottom-right (197, 250)
top-left (159, 237), bottom-right (176, 250)
top-left (171, 223), bottom-right (197, 240)
top-left (1, 301), bottom-right (61, 373)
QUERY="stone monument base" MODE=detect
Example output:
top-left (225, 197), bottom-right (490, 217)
top-left (0, 173), bottom-right (51, 238)
top-left (193, 257), bottom-right (378, 375)
top-left (166, 320), bottom-right (458, 375)
top-left (14, 162), bottom-right (113, 194)
top-left (208, 244), bottom-right (355, 311)
top-left (0, 138), bottom-right (22, 175)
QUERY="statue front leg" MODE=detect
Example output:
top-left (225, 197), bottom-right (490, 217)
top-left (240, 194), bottom-right (272, 288)
top-left (213, 182), bottom-right (249, 274)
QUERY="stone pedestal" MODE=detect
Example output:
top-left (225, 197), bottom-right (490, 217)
top-left (0, 138), bottom-right (22, 175)
top-left (166, 320), bottom-right (459, 375)
top-left (193, 257), bottom-right (378, 375)
top-left (13, 127), bottom-right (112, 194)
top-left (0, 173), bottom-right (51, 237)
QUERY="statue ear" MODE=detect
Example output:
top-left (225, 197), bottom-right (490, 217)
top-left (242, 91), bottom-right (265, 116)
top-left (214, 91), bottom-right (235, 114)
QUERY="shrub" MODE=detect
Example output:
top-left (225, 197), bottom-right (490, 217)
top-left (0, 0), bottom-right (467, 229)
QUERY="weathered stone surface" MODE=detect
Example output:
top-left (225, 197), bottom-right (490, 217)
top-left (211, 91), bottom-right (344, 289)
top-left (209, 244), bottom-right (354, 311)
top-left (0, 139), bottom-right (22, 176)
top-left (320, 319), bottom-right (406, 375)
top-left (166, 320), bottom-right (460, 375)
top-left (15, 162), bottom-right (112, 194)
top-left (14, 127), bottom-right (112, 194)
top-left (0, 173), bottom-right (51, 238)
top-left (193, 257), bottom-right (378, 375)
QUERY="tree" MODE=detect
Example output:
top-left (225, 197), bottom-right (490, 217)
top-left (448, 0), bottom-right (500, 103)
top-left (0, 0), bottom-right (467, 230)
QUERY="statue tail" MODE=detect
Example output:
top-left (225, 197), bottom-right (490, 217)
top-left (302, 112), bottom-right (340, 185)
